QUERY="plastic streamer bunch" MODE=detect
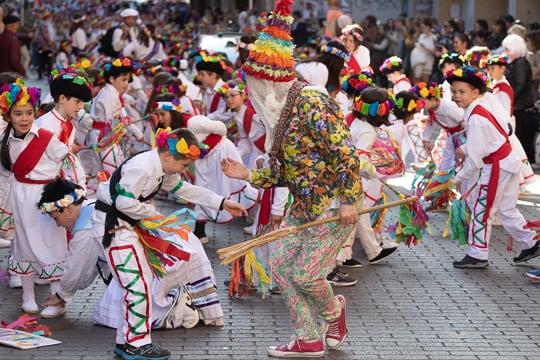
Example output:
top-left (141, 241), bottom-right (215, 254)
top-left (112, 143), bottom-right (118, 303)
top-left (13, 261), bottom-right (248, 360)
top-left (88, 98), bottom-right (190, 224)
top-left (353, 92), bottom-right (395, 117)
top-left (0, 79), bottom-right (41, 116)
top-left (411, 82), bottom-right (442, 100)
top-left (370, 192), bottom-right (389, 233)
top-left (90, 115), bottom-right (130, 153)
top-left (422, 168), bottom-right (456, 211)
top-left (228, 224), bottom-right (271, 298)
top-left (446, 196), bottom-right (470, 245)
top-left (134, 208), bottom-right (197, 278)
top-left (383, 183), bottom-right (430, 247)
top-left (411, 161), bottom-right (437, 194)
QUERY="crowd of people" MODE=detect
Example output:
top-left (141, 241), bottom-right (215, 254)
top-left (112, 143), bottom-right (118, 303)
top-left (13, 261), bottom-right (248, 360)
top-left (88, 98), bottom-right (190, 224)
top-left (1, 0), bottom-right (540, 359)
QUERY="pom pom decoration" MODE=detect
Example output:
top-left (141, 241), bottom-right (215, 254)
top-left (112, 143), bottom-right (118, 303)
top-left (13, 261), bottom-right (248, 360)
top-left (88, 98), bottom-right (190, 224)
top-left (486, 54), bottom-right (510, 67)
top-left (411, 82), bottom-right (442, 100)
top-left (444, 65), bottom-right (490, 89)
top-left (353, 94), bottom-right (395, 117)
top-left (154, 127), bottom-right (201, 160)
top-left (379, 56), bottom-right (403, 74)
top-left (242, 0), bottom-right (297, 82)
top-left (0, 79), bottom-right (41, 116)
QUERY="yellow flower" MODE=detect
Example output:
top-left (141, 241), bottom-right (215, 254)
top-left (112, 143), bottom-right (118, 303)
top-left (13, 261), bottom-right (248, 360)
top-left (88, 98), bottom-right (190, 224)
top-left (112, 59), bottom-right (122, 67)
top-left (175, 138), bottom-right (189, 154)
top-left (80, 59), bottom-right (91, 69)
top-left (419, 87), bottom-right (429, 99)
top-left (312, 204), bottom-right (325, 215)
top-left (329, 133), bottom-right (342, 143)
top-left (301, 158), bottom-right (313, 167)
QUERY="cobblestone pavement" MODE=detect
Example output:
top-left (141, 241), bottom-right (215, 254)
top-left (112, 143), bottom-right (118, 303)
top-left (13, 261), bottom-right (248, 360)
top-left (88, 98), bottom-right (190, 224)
top-left (2, 172), bottom-right (540, 359)
top-left (2, 76), bottom-right (540, 359)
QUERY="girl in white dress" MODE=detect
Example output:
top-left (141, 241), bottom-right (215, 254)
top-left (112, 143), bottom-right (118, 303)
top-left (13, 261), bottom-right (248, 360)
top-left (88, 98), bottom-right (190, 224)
top-left (0, 80), bottom-right (69, 314)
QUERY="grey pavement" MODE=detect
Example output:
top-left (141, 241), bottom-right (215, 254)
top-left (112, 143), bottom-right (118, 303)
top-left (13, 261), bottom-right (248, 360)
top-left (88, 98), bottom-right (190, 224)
top-left (2, 75), bottom-right (540, 359)
top-left (2, 174), bottom-right (540, 359)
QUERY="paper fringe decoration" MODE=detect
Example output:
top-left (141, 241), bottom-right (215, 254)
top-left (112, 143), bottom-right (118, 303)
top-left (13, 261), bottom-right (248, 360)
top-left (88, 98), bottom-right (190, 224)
top-left (422, 169), bottom-right (456, 210)
top-left (370, 192), bottom-right (388, 233)
top-left (444, 198), bottom-right (470, 245)
top-left (228, 224), bottom-right (272, 298)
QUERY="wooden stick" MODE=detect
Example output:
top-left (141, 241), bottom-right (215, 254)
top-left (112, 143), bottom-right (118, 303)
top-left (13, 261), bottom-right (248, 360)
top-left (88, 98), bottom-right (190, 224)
top-left (519, 192), bottom-right (540, 200)
top-left (217, 196), bottom-right (418, 265)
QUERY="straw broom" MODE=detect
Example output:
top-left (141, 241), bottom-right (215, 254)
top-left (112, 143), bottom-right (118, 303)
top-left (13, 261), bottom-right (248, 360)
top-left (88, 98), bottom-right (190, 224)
top-left (217, 196), bottom-right (418, 265)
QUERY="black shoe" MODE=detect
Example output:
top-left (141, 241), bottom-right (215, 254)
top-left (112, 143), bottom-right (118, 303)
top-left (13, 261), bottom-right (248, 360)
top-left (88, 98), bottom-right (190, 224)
top-left (123, 343), bottom-right (171, 360)
top-left (114, 344), bottom-right (125, 357)
top-left (453, 255), bottom-right (489, 269)
top-left (513, 242), bottom-right (540, 263)
top-left (369, 247), bottom-right (398, 264)
top-left (327, 268), bottom-right (357, 287)
top-left (223, 280), bottom-right (230, 286)
top-left (341, 258), bottom-right (363, 268)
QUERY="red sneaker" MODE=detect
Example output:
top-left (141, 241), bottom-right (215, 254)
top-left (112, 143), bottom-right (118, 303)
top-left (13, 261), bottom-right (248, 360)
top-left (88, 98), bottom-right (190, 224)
top-left (324, 294), bottom-right (348, 349)
top-left (267, 339), bottom-right (324, 358)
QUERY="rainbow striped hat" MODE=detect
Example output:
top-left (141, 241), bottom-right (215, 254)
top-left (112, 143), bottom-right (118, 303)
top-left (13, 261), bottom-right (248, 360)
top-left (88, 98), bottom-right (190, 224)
top-left (242, 0), bottom-right (296, 82)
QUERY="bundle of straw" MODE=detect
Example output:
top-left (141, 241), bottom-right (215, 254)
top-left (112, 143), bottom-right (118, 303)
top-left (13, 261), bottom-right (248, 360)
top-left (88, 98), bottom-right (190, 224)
top-left (217, 196), bottom-right (418, 265)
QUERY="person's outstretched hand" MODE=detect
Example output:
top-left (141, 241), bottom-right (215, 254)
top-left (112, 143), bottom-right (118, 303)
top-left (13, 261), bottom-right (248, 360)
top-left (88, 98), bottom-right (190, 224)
top-left (221, 157), bottom-right (250, 180)
top-left (223, 200), bottom-right (248, 217)
top-left (339, 204), bottom-right (359, 225)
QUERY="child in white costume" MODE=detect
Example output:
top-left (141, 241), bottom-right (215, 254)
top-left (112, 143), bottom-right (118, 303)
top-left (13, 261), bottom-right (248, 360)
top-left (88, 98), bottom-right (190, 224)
top-left (38, 178), bottom-right (223, 329)
top-left (184, 114), bottom-right (259, 244)
top-left (447, 66), bottom-right (538, 268)
top-left (89, 58), bottom-right (143, 175)
top-left (485, 54), bottom-right (534, 188)
top-left (92, 128), bottom-right (247, 358)
top-left (35, 71), bottom-right (93, 188)
top-left (0, 81), bottom-right (69, 315)
top-left (218, 79), bottom-right (266, 168)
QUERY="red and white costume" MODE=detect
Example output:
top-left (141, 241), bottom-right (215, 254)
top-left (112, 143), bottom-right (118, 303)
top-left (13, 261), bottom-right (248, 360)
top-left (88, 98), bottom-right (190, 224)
top-left (233, 104), bottom-right (266, 168)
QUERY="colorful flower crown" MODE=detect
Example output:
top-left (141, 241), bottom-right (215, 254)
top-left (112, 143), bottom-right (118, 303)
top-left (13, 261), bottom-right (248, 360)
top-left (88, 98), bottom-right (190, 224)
top-left (394, 97), bottom-right (425, 113)
top-left (104, 58), bottom-right (133, 72)
top-left (438, 52), bottom-right (463, 68)
top-left (342, 72), bottom-right (374, 95)
top-left (50, 69), bottom-right (91, 88)
top-left (379, 56), bottom-right (403, 74)
top-left (445, 65), bottom-right (490, 88)
top-left (486, 54), bottom-right (509, 67)
top-left (0, 79), bottom-right (41, 116)
top-left (196, 51), bottom-right (227, 69)
top-left (341, 24), bottom-right (363, 42)
top-left (353, 94), bottom-right (395, 117)
top-left (39, 188), bottom-right (86, 214)
top-left (152, 97), bottom-right (183, 113)
top-left (155, 83), bottom-right (187, 96)
top-left (60, 39), bottom-right (72, 48)
top-left (411, 82), bottom-right (442, 100)
top-left (218, 81), bottom-right (247, 96)
top-left (320, 44), bottom-right (351, 62)
top-left (464, 51), bottom-right (489, 68)
top-left (155, 127), bottom-right (201, 160)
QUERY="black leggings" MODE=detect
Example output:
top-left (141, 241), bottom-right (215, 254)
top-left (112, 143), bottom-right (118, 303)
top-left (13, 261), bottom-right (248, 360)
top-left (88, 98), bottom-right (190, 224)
top-left (514, 109), bottom-right (538, 164)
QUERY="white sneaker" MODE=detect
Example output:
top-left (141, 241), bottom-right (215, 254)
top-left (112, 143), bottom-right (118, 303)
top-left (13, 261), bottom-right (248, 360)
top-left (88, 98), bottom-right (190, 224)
top-left (199, 237), bottom-right (209, 245)
top-left (243, 226), bottom-right (253, 235)
top-left (22, 299), bottom-right (39, 314)
top-left (40, 305), bottom-right (66, 318)
top-left (0, 238), bottom-right (11, 248)
top-left (9, 275), bottom-right (22, 288)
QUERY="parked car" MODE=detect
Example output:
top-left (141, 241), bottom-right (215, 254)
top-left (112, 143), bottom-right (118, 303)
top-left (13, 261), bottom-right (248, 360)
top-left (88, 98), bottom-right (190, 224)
top-left (198, 32), bottom-right (242, 64)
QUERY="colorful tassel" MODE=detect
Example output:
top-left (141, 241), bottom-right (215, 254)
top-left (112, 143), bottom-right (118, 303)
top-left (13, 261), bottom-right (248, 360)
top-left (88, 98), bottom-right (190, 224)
top-left (447, 198), bottom-right (470, 245)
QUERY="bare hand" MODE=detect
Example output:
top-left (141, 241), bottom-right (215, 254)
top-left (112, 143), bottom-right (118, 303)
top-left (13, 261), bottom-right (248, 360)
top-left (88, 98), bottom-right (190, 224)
top-left (339, 204), bottom-right (358, 225)
top-left (270, 214), bottom-right (283, 226)
top-left (42, 294), bottom-right (65, 308)
top-left (455, 181), bottom-right (461, 193)
top-left (223, 199), bottom-right (248, 217)
top-left (455, 147), bottom-right (465, 162)
top-left (221, 157), bottom-right (250, 181)
top-left (422, 141), bottom-right (433, 153)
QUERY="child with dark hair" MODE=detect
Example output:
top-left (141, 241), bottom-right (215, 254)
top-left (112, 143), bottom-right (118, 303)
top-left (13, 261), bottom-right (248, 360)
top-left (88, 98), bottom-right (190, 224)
top-left (92, 127), bottom-right (247, 359)
top-left (0, 80), bottom-right (70, 317)
top-left (446, 66), bottom-right (537, 269)
top-left (380, 56), bottom-right (411, 94)
top-left (89, 58), bottom-right (143, 174)
top-left (36, 71), bottom-right (92, 188)
top-left (54, 40), bottom-right (75, 69)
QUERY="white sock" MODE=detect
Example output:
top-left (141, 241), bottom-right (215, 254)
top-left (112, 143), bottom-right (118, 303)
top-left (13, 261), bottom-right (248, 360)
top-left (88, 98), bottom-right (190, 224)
top-left (21, 274), bottom-right (36, 303)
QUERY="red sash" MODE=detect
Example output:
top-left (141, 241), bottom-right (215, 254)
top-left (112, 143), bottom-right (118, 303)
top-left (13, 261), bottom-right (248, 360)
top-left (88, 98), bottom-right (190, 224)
top-left (242, 106), bottom-right (256, 135)
top-left (493, 82), bottom-right (514, 116)
top-left (345, 112), bottom-right (355, 127)
top-left (257, 188), bottom-right (274, 226)
top-left (12, 128), bottom-right (55, 184)
top-left (202, 134), bottom-right (223, 153)
top-left (473, 105), bottom-right (512, 222)
top-left (253, 135), bottom-right (266, 153)
top-left (429, 109), bottom-right (463, 134)
top-left (346, 56), bottom-right (361, 74)
top-left (209, 92), bottom-right (221, 114)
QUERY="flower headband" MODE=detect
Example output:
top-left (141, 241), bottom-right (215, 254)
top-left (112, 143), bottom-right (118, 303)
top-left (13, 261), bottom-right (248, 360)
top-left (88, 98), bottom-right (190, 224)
top-left (438, 52), bottom-right (463, 67)
top-left (464, 52), bottom-right (489, 67)
top-left (104, 58), bottom-right (132, 72)
top-left (353, 95), bottom-right (394, 117)
top-left (196, 51), bottom-right (226, 70)
top-left (411, 82), bottom-right (442, 100)
top-left (486, 55), bottom-right (509, 67)
top-left (39, 188), bottom-right (86, 214)
top-left (320, 44), bottom-right (351, 62)
top-left (341, 24), bottom-right (363, 42)
top-left (379, 56), bottom-right (403, 73)
top-left (218, 81), bottom-right (246, 96)
top-left (155, 127), bottom-right (201, 160)
top-left (155, 83), bottom-right (187, 96)
top-left (445, 66), bottom-right (490, 87)
top-left (152, 100), bottom-right (183, 113)
top-left (394, 97), bottom-right (425, 113)
top-left (0, 79), bottom-right (41, 116)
